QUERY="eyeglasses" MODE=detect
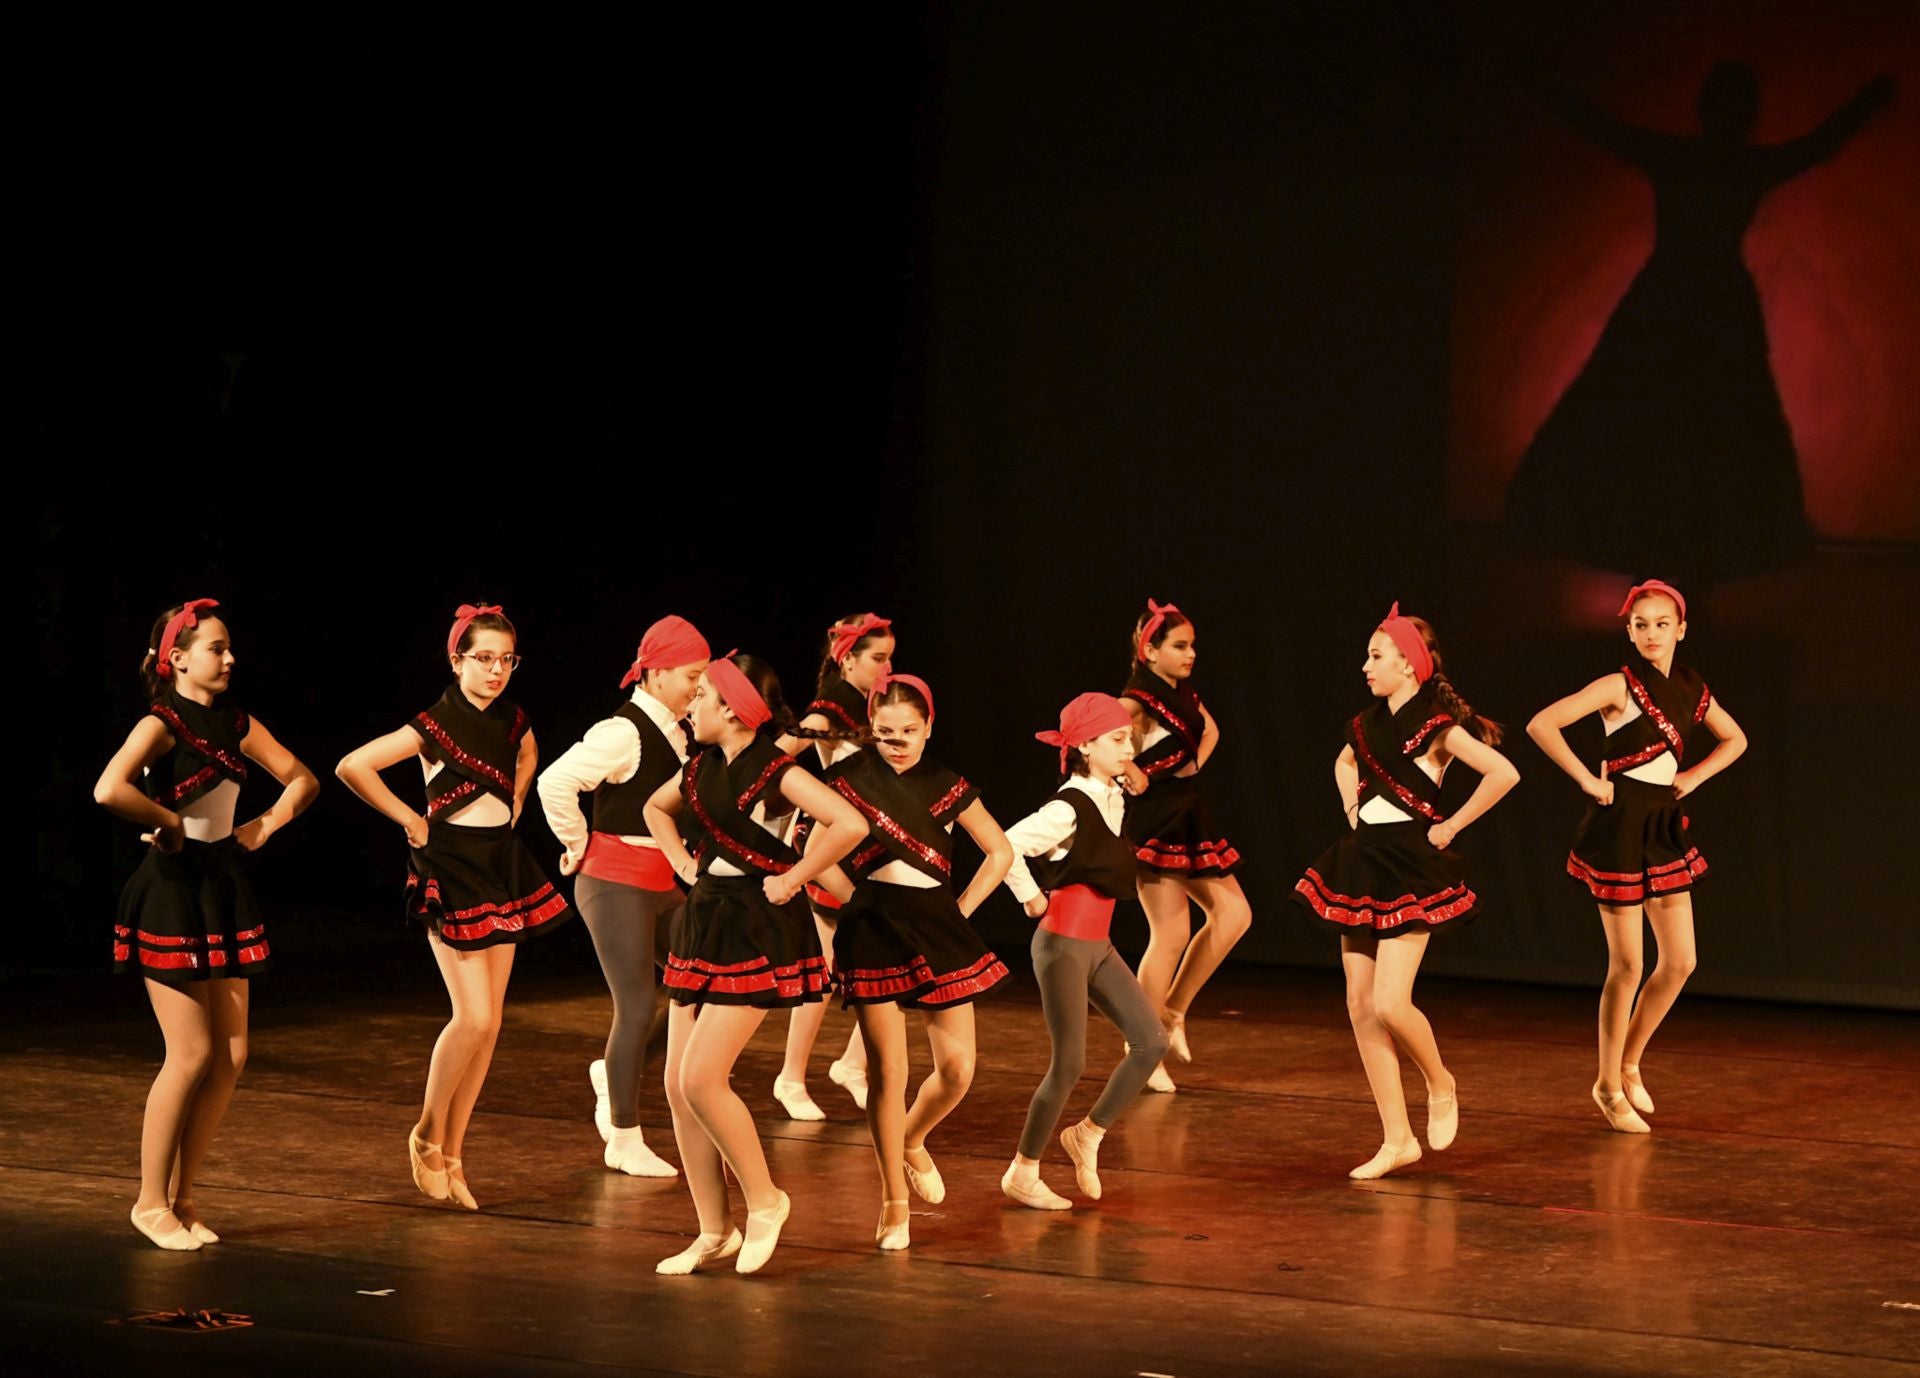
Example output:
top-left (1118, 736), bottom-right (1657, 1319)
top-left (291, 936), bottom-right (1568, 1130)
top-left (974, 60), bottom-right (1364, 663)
top-left (458, 652), bottom-right (522, 671)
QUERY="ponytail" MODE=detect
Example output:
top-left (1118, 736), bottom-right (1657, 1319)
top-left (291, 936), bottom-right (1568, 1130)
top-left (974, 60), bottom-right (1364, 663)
top-left (1430, 671), bottom-right (1502, 747)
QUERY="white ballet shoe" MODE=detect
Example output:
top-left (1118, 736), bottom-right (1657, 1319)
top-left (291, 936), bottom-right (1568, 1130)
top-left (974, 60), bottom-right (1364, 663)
top-left (876, 1199), bottom-right (911, 1251)
top-left (408, 1127), bottom-right (450, 1201)
top-left (1349, 1140), bottom-right (1423, 1180)
top-left (1162, 1010), bottom-right (1192, 1064)
top-left (655, 1228), bottom-right (742, 1276)
top-left (170, 1200), bottom-right (219, 1245)
top-left (1622, 1064), bottom-right (1655, 1115)
top-left (444, 1158), bottom-right (478, 1212)
top-left (773, 1077), bottom-right (826, 1122)
top-left (130, 1203), bottom-right (202, 1251)
top-left (736, 1190), bottom-right (791, 1274)
top-left (1592, 1083), bottom-right (1651, 1134)
top-left (1145, 1061), bottom-right (1178, 1093)
top-left (589, 1059), bottom-right (612, 1144)
top-left (1426, 1086), bottom-right (1459, 1151)
top-left (903, 1147), bottom-right (945, 1204)
top-left (1059, 1122), bottom-right (1104, 1200)
top-left (828, 1058), bottom-right (869, 1111)
top-left (1000, 1162), bottom-right (1072, 1211)
top-left (604, 1126), bottom-right (679, 1178)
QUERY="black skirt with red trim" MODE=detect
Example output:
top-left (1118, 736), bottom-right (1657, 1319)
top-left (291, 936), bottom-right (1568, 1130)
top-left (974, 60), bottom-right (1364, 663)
top-left (114, 837), bottom-right (270, 984)
top-left (1292, 819), bottom-right (1477, 939)
top-left (1566, 775), bottom-right (1707, 905)
top-left (831, 882), bottom-right (1010, 1009)
top-left (1124, 775), bottom-right (1242, 878)
top-left (664, 874), bottom-right (829, 1008)
top-left (404, 820), bottom-right (572, 951)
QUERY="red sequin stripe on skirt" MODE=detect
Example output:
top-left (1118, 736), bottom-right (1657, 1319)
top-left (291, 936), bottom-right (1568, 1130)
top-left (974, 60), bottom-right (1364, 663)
top-left (1136, 837), bottom-right (1242, 872)
top-left (114, 925), bottom-right (271, 972)
top-left (835, 950), bottom-right (1008, 1003)
top-left (1566, 850), bottom-right (1707, 903)
top-left (663, 951), bottom-right (830, 999)
top-left (1294, 871), bottom-right (1475, 931)
top-left (409, 875), bottom-right (569, 943)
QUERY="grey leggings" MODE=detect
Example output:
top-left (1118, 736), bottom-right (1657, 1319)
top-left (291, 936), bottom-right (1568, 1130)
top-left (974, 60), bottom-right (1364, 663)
top-left (1017, 926), bottom-right (1171, 1159)
top-left (576, 874), bottom-right (678, 1128)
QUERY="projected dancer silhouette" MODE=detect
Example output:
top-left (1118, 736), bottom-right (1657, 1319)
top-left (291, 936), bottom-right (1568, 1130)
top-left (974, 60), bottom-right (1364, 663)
top-left (1505, 65), bottom-right (1894, 582)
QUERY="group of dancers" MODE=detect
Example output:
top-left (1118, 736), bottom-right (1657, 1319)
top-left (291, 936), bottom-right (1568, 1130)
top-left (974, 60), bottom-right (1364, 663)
top-left (96, 584), bottom-right (1746, 1273)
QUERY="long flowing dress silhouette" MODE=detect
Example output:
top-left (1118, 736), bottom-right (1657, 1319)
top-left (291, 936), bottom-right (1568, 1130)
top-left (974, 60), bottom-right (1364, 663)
top-left (1505, 66), bottom-right (1893, 582)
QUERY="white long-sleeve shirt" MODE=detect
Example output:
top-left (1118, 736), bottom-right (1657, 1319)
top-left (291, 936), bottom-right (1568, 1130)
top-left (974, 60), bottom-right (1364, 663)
top-left (1001, 774), bottom-right (1127, 904)
top-left (537, 689), bottom-right (688, 868)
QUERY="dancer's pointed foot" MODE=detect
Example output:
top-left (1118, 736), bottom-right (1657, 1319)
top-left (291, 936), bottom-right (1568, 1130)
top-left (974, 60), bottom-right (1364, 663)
top-left (1162, 1008), bottom-right (1192, 1064)
top-left (1059, 1119), bottom-right (1106, 1200)
top-left (876, 1199), bottom-right (911, 1251)
top-left (828, 1058), bottom-right (869, 1111)
top-left (1621, 1064), bottom-right (1655, 1115)
top-left (444, 1158), bottom-right (478, 1211)
top-left (1426, 1083), bottom-right (1459, 1151)
top-left (1592, 1083), bottom-right (1651, 1134)
top-left (604, 1125), bottom-right (679, 1177)
top-left (903, 1146), bottom-right (945, 1204)
top-left (737, 1190), bottom-right (792, 1274)
top-left (1349, 1139), bottom-right (1422, 1180)
top-left (656, 1228), bottom-right (742, 1276)
top-left (408, 1127), bottom-right (450, 1200)
top-left (131, 1203), bottom-right (202, 1251)
top-left (773, 1077), bottom-right (826, 1122)
top-left (1001, 1160), bottom-right (1072, 1211)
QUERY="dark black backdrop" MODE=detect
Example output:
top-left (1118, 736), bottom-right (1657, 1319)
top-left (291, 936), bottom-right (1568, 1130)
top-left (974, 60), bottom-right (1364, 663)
top-left (30, 6), bottom-right (1918, 1009)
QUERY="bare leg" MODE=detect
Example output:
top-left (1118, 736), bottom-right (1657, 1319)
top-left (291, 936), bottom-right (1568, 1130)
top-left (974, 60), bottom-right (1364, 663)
top-left (168, 978), bottom-right (249, 1230)
top-left (416, 934), bottom-right (507, 1174)
top-left (1370, 931), bottom-right (1449, 1097)
top-left (1622, 893), bottom-right (1698, 1068)
top-left (1595, 904), bottom-right (1644, 1094)
top-left (680, 1003), bottom-right (779, 1211)
top-left (136, 979), bottom-right (214, 1225)
top-left (1132, 875), bottom-right (1192, 1013)
top-left (1341, 937), bottom-right (1411, 1147)
top-left (903, 1004), bottom-right (977, 1152)
top-left (1164, 873), bottom-right (1253, 1018)
top-left (442, 943), bottom-right (513, 1177)
top-left (777, 911), bottom-right (837, 1084)
top-left (855, 1001), bottom-right (910, 1230)
top-left (663, 1003), bottom-right (732, 1234)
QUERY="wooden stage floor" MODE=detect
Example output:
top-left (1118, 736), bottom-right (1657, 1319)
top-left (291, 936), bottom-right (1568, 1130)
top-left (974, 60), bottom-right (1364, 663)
top-left (2, 954), bottom-right (1915, 1377)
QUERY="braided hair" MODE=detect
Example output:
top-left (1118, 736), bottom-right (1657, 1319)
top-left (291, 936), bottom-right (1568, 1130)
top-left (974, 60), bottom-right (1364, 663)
top-left (1405, 617), bottom-right (1503, 746)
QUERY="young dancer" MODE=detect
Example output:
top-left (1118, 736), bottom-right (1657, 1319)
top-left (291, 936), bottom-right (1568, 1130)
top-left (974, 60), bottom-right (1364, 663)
top-left (768, 611), bottom-right (895, 1120)
top-left (537, 615), bottom-right (712, 1177)
top-left (811, 673), bottom-right (1012, 1248)
top-left (999, 693), bottom-right (1169, 1211)
top-left (1119, 599), bottom-right (1253, 1090)
top-left (96, 599), bottom-right (319, 1249)
top-left (337, 602), bottom-right (572, 1211)
top-left (1526, 579), bottom-right (1746, 1132)
top-left (1293, 604), bottom-right (1518, 1179)
top-left (642, 653), bottom-right (867, 1275)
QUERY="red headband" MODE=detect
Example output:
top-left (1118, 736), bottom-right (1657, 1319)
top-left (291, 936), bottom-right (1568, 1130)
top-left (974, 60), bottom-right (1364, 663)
top-left (448, 603), bottom-right (505, 659)
top-left (155, 599), bottom-right (220, 678)
top-left (621, 615), bottom-right (712, 688)
top-left (1136, 598), bottom-right (1186, 662)
top-left (1618, 579), bottom-right (1687, 623)
top-left (705, 652), bottom-right (772, 731)
top-left (1377, 602), bottom-right (1434, 685)
top-left (829, 613), bottom-right (893, 665)
top-left (1036, 692), bottom-right (1133, 773)
top-left (868, 672), bottom-right (935, 727)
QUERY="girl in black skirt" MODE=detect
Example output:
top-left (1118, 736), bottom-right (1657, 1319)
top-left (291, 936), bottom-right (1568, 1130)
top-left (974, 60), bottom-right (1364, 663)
top-left (96, 600), bottom-right (319, 1249)
top-left (1118, 599), bottom-right (1253, 1090)
top-left (1526, 580), bottom-right (1747, 1133)
top-left (1293, 604), bottom-right (1518, 1179)
top-left (809, 674), bottom-right (1012, 1250)
top-left (767, 610), bottom-right (895, 1121)
top-left (642, 653), bottom-right (868, 1275)
top-left (336, 603), bottom-right (572, 1211)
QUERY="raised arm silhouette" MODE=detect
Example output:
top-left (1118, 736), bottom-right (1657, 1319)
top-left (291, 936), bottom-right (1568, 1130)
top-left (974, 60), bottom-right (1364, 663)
top-left (1504, 65), bottom-right (1894, 583)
